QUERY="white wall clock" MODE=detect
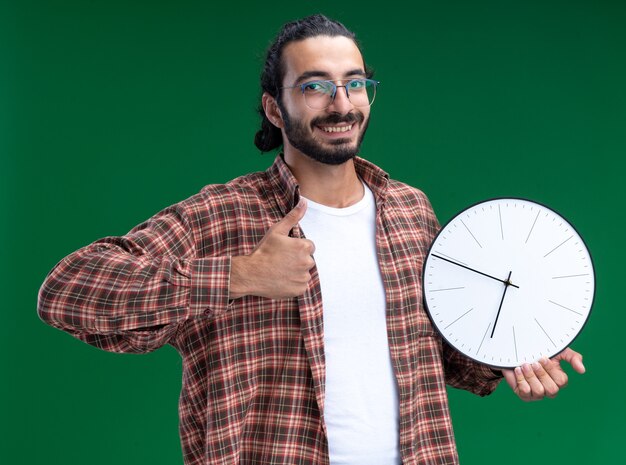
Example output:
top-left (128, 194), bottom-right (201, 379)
top-left (423, 198), bottom-right (595, 369)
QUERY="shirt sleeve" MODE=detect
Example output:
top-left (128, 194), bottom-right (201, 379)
top-left (37, 200), bottom-right (232, 354)
top-left (442, 341), bottom-right (503, 396)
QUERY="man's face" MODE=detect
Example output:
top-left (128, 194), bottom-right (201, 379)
top-left (277, 35), bottom-right (371, 165)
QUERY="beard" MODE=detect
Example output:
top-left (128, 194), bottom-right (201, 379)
top-left (280, 107), bottom-right (369, 166)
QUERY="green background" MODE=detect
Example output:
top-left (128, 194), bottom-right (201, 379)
top-left (2, 0), bottom-right (624, 463)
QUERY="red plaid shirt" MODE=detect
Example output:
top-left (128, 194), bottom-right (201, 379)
top-left (38, 155), bottom-right (501, 465)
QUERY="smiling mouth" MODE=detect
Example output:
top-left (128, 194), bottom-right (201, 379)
top-left (319, 124), bottom-right (353, 133)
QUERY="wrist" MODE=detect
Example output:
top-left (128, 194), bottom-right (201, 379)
top-left (229, 255), bottom-right (254, 299)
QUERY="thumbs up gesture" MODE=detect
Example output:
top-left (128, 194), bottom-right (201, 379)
top-left (229, 199), bottom-right (316, 300)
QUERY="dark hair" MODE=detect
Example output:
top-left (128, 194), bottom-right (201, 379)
top-left (254, 14), bottom-right (370, 152)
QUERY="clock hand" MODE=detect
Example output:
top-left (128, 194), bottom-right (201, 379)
top-left (490, 271), bottom-right (513, 338)
top-left (431, 254), bottom-right (520, 289)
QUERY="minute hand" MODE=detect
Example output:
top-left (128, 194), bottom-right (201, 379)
top-left (431, 253), bottom-right (520, 289)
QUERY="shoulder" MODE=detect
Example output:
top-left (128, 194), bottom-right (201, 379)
top-left (173, 170), bottom-right (272, 215)
top-left (386, 179), bottom-right (436, 215)
top-left (152, 170), bottom-right (276, 255)
top-left (134, 170), bottom-right (274, 244)
top-left (380, 178), bottom-right (441, 241)
top-left (199, 170), bottom-right (269, 201)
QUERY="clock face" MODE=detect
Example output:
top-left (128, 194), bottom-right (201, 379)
top-left (423, 198), bottom-right (595, 369)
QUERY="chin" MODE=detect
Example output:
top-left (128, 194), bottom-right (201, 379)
top-left (314, 154), bottom-right (356, 166)
top-left (306, 146), bottom-right (357, 165)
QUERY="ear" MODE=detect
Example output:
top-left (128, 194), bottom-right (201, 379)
top-left (262, 92), bottom-right (285, 129)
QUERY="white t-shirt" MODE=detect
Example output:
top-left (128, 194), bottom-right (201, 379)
top-left (299, 184), bottom-right (401, 465)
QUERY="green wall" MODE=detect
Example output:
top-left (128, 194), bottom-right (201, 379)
top-left (2, 0), bottom-right (624, 463)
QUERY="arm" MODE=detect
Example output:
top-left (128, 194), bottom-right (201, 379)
top-left (38, 197), bottom-right (315, 354)
top-left (37, 201), bottom-right (231, 353)
top-left (442, 340), bottom-right (503, 396)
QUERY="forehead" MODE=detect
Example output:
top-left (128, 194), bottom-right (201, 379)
top-left (281, 35), bottom-right (365, 83)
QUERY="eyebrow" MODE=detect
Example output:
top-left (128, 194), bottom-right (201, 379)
top-left (293, 69), bottom-right (367, 84)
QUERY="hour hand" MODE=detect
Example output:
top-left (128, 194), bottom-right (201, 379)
top-left (431, 253), bottom-right (520, 288)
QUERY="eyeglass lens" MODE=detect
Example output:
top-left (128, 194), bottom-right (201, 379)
top-left (302, 80), bottom-right (376, 110)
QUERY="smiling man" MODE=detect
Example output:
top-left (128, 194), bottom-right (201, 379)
top-left (38, 14), bottom-right (585, 465)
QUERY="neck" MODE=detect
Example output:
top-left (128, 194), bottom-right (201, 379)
top-left (283, 150), bottom-right (363, 208)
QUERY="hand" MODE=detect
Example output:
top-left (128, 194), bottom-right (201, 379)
top-left (490, 271), bottom-right (512, 338)
top-left (502, 348), bottom-right (585, 401)
top-left (229, 199), bottom-right (316, 300)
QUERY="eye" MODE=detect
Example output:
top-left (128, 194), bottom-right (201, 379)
top-left (302, 81), bottom-right (333, 94)
top-left (348, 79), bottom-right (367, 89)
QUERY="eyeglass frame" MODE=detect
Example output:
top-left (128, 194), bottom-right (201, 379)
top-left (279, 78), bottom-right (380, 110)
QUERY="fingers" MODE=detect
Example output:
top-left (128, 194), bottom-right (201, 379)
top-left (505, 347), bottom-right (585, 402)
top-left (507, 363), bottom-right (552, 402)
top-left (512, 366), bottom-right (533, 401)
top-left (509, 359), bottom-right (566, 401)
top-left (533, 360), bottom-right (561, 398)
top-left (292, 239), bottom-right (316, 278)
top-left (540, 356), bottom-right (568, 388)
top-left (302, 238), bottom-right (316, 257)
top-left (501, 368), bottom-right (518, 391)
top-left (519, 364), bottom-right (545, 401)
top-left (271, 199), bottom-right (307, 236)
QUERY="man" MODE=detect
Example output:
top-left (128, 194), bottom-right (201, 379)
top-left (38, 14), bottom-right (585, 465)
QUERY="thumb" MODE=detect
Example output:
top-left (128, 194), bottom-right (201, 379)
top-left (272, 198), bottom-right (307, 235)
top-left (501, 368), bottom-right (517, 391)
top-left (556, 348), bottom-right (586, 374)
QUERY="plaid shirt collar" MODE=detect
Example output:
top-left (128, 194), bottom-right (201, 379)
top-left (267, 154), bottom-right (391, 215)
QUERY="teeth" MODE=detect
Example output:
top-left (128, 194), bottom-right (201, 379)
top-left (321, 125), bottom-right (352, 133)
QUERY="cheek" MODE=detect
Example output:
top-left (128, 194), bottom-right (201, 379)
top-left (360, 107), bottom-right (371, 124)
top-left (281, 102), bottom-right (310, 127)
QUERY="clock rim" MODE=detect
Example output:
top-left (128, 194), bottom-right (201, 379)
top-left (421, 196), bottom-right (596, 369)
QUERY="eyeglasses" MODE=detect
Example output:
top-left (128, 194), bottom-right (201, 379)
top-left (280, 78), bottom-right (380, 110)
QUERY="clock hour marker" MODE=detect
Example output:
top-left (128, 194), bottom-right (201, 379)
top-left (513, 326), bottom-right (518, 361)
top-left (544, 235), bottom-right (574, 258)
top-left (460, 219), bottom-right (483, 248)
top-left (433, 251), bottom-right (470, 267)
top-left (430, 287), bottom-right (465, 292)
top-left (525, 210), bottom-right (541, 244)
top-left (477, 322), bottom-right (492, 355)
top-left (548, 300), bottom-right (583, 316)
top-left (444, 307), bottom-right (474, 329)
top-left (498, 204), bottom-right (504, 240)
top-left (534, 318), bottom-right (557, 348)
top-left (551, 274), bottom-right (590, 279)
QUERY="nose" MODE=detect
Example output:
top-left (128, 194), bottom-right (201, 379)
top-left (326, 85), bottom-right (354, 114)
